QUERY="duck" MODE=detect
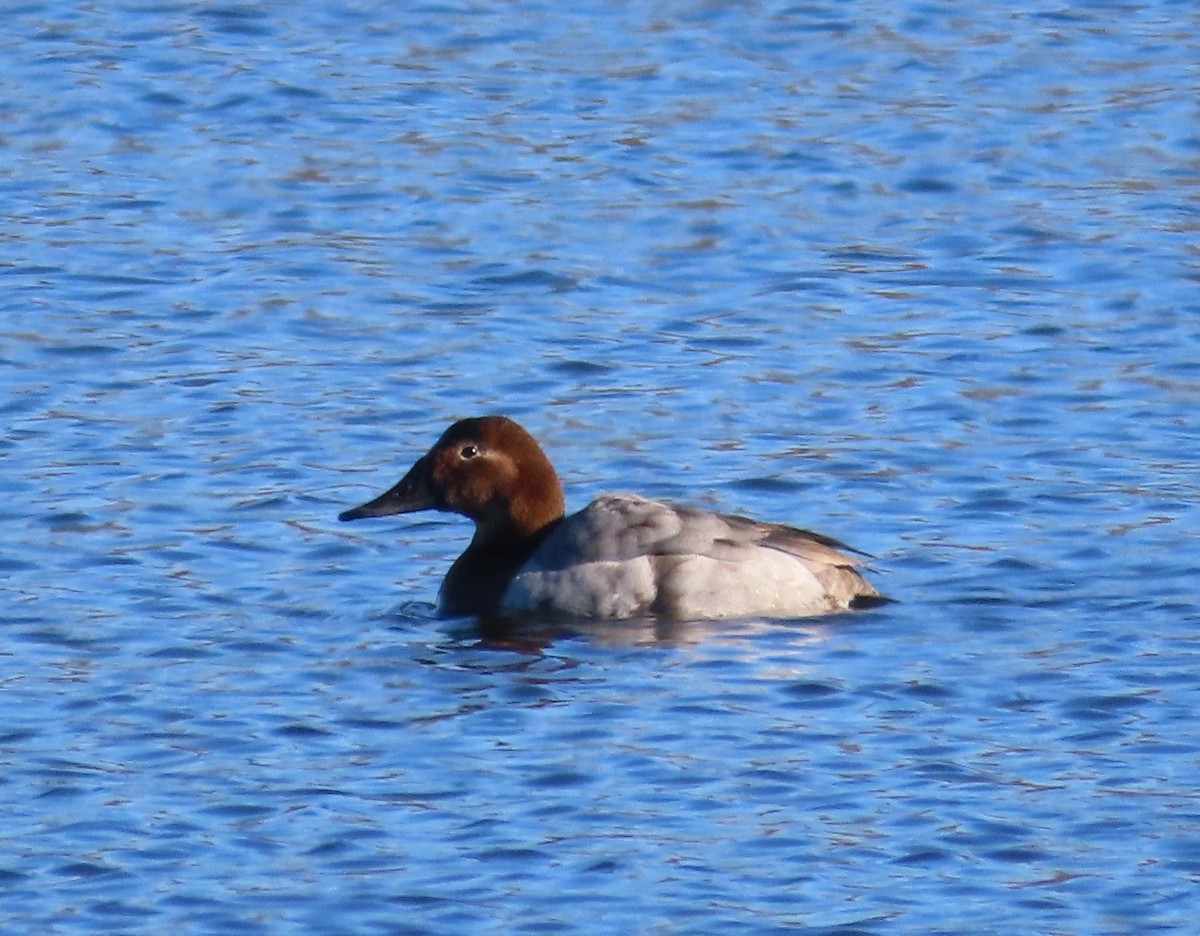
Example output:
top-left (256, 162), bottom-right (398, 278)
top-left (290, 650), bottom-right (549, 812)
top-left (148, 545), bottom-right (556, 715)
top-left (338, 416), bottom-right (886, 621)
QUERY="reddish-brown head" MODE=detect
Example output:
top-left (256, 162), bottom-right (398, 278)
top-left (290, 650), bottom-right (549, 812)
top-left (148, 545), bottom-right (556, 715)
top-left (339, 416), bottom-right (566, 541)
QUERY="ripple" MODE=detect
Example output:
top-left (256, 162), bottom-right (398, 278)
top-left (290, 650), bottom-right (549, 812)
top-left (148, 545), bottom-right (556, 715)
top-left (2, 3), bottom-right (1197, 934)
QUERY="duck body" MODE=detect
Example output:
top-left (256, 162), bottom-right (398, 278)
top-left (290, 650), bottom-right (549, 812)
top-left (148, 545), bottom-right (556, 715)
top-left (339, 416), bottom-right (884, 621)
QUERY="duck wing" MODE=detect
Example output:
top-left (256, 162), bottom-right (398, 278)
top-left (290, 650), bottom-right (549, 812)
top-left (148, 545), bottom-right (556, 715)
top-left (509, 494), bottom-right (880, 615)
top-left (531, 494), bottom-right (870, 568)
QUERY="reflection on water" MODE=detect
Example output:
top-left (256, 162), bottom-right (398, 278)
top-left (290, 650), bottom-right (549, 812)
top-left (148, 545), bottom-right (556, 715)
top-left (2, 1), bottom-right (1198, 933)
top-left (468, 610), bottom-right (843, 652)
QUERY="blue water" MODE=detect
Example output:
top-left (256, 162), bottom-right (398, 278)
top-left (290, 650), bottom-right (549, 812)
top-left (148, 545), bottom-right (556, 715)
top-left (3, 1), bottom-right (1199, 932)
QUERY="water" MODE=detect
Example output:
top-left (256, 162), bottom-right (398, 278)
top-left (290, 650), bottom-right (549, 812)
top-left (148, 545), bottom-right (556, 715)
top-left (3, 1), bottom-right (1199, 932)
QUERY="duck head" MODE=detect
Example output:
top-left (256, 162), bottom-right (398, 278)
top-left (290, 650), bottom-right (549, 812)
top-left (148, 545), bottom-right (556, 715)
top-left (338, 416), bottom-right (567, 541)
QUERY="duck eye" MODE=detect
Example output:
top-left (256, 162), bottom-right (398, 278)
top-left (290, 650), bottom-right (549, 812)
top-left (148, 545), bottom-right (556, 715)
top-left (459, 444), bottom-right (480, 460)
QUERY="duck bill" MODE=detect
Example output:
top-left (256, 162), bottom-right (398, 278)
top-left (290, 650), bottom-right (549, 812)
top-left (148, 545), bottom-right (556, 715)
top-left (339, 456), bottom-right (438, 521)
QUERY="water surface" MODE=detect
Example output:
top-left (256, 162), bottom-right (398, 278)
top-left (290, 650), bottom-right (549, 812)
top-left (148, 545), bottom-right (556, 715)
top-left (2, 1), bottom-right (1199, 933)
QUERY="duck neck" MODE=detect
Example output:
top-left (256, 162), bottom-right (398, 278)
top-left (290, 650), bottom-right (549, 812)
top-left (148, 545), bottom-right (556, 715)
top-left (441, 456), bottom-right (566, 616)
top-left (507, 458), bottom-right (566, 539)
top-left (442, 515), bottom-right (563, 616)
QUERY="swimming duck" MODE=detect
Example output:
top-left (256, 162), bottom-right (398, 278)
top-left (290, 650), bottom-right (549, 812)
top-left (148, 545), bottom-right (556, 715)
top-left (339, 416), bottom-right (885, 620)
